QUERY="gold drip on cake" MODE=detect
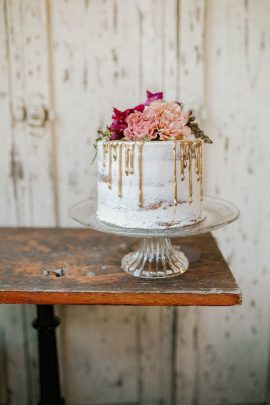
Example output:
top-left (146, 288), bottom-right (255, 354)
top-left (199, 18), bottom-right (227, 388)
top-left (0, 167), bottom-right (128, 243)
top-left (125, 144), bottom-right (130, 176)
top-left (130, 143), bottom-right (135, 174)
top-left (101, 139), bottom-right (203, 208)
top-left (180, 142), bottom-right (185, 181)
top-left (195, 142), bottom-right (200, 179)
top-left (108, 143), bottom-right (112, 190)
top-left (192, 143), bottom-right (197, 159)
top-left (173, 142), bottom-right (177, 205)
top-left (199, 142), bottom-right (203, 201)
top-left (102, 143), bottom-right (108, 168)
top-left (118, 142), bottom-right (123, 197)
top-left (112, 144), bottom-right (117, 161)
top-left (183, 142), bottom-right (188, 169)
top-left (138, 142), bottom-right (144, 208)
top-left (188, 144), bottom-right (193, 204)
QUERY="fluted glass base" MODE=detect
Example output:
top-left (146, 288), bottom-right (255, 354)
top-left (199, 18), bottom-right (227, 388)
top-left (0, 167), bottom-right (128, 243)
top-left (121, 237), bottom-right (189, 279)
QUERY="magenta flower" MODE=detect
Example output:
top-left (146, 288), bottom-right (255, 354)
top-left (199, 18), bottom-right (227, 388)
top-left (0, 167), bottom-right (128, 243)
top-left (145, 90), bottom-right (163, 105)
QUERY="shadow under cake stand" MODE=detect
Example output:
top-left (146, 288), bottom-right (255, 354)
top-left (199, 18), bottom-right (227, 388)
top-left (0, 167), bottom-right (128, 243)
top-left (71, 196), bottom-right (239, 279)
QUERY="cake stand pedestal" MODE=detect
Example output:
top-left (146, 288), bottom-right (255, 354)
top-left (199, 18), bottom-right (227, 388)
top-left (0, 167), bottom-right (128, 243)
top-left (71, 196), bottom-right (239, 279)
top-left (121, 238), bottom-right (189, 278)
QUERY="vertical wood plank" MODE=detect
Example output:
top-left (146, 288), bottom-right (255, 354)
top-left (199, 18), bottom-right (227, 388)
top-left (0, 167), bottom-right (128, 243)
top-left (0, 0), bottom-right (16, 226)
top-left (6, 0), bottom-right (56, 227)
top-left (174, 1), bottom-right (206, 404)
top-left (136, 307), bottom-right (174, 405)
top-left (162, 0), bottom-right (178, 101)
top-left (137, 0), bottom-right (163, 96)
top-left (0, 318), bottom-right (8, 403)
top-left (60, 306), bottom-right (139, 404)
top-left (0, 305), bottom-right (29, 403)
top-left (0, 0), bottom-right (57, 403)
top-left (199, 0), bottom-right (270, 403)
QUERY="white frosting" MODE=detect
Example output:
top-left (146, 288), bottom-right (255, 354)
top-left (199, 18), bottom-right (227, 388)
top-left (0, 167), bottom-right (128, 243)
top-left (97, 141), bottom-right (202, 229)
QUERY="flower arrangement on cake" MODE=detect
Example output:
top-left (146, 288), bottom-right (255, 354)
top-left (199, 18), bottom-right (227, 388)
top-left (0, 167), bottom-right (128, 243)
top-left (96, 90), bottom-right (212, 144)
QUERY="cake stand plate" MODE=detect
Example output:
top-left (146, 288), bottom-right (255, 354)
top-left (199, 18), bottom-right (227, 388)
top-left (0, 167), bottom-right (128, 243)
top-left (70, 196), bottom-right (239, 279)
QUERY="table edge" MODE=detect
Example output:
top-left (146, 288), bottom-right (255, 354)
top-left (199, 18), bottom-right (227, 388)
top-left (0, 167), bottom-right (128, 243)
top-left (0, 290), bottom-right (242, 306)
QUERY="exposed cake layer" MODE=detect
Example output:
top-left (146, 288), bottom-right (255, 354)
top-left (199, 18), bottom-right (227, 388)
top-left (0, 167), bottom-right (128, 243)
top-left (97, 140), bottom-right (203, 229)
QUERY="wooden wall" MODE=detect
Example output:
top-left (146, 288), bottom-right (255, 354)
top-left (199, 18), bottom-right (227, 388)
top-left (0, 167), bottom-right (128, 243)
top-left (1, 0), bottom-right (270, 403)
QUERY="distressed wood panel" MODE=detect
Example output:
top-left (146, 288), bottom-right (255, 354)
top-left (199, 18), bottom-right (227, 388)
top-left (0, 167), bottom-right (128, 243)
top-left (0, 0), bottom-right (57, 403)
top-left (199, 0), bottom-right (270, 403)
top-left (0, 0), bottom-right (16, 226)
top-left (60, 306), bottom-right (138, 404)
top-left (5, 0), bottom-right (56, 226)
top-left (0, 322), bottom-right (8, 404)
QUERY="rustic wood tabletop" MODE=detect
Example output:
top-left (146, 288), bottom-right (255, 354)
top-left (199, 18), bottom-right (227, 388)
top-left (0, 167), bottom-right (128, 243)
top-left (0, 228), bottom-right (241, 306)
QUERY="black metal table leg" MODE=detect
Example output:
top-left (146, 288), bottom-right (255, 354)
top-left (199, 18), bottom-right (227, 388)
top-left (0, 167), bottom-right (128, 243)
top-left (33, 305), bottom-right (65, 405)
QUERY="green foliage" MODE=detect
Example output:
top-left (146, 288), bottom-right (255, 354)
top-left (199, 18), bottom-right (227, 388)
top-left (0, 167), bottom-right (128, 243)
top-left (187, 116), bottom-right (213, 144)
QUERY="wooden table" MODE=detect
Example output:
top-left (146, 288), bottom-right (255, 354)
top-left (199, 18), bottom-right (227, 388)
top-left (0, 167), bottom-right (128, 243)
top-left (0, 228), bottom-right (241, 404)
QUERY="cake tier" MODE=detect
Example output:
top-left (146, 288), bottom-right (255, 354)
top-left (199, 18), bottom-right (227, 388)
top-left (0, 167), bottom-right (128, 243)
top-left (97, 140), bottom-right (203, 229)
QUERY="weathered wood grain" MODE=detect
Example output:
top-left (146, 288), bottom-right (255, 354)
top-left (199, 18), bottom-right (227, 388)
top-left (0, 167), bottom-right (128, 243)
top-left (0, 309), bottom-right (8, 403)
top-left (0, 0), bottom-right (16, 226)
top-left (0, 228), bottom-right (240, 306)
top-left (60, 305), bottom-right (139, 404)
top-left (199, 1), bottom-right (270, 404)
top-left (5, 0), bottom-right (56, 226)
top-left (0, 9), bottom-right (16, 398)
top-left (0, 1), bottom-right (57, 403)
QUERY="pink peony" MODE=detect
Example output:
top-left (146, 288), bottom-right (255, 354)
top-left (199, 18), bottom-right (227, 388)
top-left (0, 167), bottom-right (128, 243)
top-left (144, 100), bottom-right (191, 140)
top-left (124, 112), bottom-right (158, 140)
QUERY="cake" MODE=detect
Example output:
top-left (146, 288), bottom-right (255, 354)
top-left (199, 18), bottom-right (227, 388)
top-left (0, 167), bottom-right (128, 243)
top-left (96, 91), bottom-right (212, 229)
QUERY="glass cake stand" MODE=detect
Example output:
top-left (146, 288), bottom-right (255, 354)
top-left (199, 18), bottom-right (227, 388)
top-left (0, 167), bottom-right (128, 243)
top-left (70, 196), bottom-right (239, 279)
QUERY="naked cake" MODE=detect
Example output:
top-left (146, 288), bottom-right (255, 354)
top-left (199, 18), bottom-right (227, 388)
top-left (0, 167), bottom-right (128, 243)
top-left (96, 91), bottom-right (212, 229)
